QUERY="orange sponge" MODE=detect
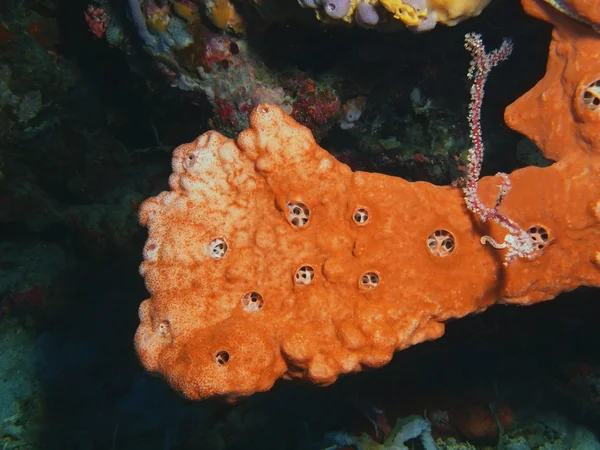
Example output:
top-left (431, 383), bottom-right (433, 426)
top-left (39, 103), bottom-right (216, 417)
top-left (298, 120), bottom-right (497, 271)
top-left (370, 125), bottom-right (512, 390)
top-left (135, 0), bottom-right (600, 402)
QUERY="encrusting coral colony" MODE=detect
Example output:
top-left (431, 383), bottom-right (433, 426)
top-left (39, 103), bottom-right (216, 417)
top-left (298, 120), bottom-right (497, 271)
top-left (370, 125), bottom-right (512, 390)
top-left (134, 0), bottom-right (600, 402)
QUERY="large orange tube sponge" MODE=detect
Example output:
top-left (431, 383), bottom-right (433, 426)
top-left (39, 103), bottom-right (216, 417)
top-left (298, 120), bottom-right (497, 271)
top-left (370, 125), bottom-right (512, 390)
top-left (134, 0), bottom-right (600, 402)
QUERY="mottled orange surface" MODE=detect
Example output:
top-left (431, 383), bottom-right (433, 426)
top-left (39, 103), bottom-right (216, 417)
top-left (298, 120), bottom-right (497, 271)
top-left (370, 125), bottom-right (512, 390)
top-left (135, 0), bottom-right (600, 401)
top-left (505, 0), bottom-right (600, 161)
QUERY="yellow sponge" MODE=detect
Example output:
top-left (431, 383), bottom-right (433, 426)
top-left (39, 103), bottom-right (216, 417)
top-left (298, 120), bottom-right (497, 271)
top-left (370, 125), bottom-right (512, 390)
top-left (427, 0), bottom-right (491, 26)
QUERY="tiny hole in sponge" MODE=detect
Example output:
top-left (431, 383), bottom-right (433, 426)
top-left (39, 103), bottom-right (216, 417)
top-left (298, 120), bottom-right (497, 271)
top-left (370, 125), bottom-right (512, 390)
top-left (359, 271), bottom-right (380, 290)
top-left (158, 320), bottom-right (171, 336)
top-left (242, 292), bottom-right (264, 312)
top-left (287, 201), bottom-right (310, 229)
top-left (208, 237), bottom-right (229, 260)
top-left (583, 80), bottom-right (600, 111)
top-left (294, 265), bottom-right (315, 285)
top-left (215, 350), bottom-right (230, 365)
top-left (184, 152), bottom-right (198, 169)
top-left (427, 229), bottom-right (455, 257)
top-left (528, 225), bottom-right (551, 251)
top-left (352, 207), bottom-right (370, 226)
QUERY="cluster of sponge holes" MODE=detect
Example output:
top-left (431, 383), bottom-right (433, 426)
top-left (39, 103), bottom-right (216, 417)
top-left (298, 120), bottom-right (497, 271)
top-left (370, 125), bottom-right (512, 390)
top-left (352, 207), bottom-right (370, 226)
top-left (210, 292), bottom-right (263, 369)
top-left (294, 265), bottom-right (315, 285)
top-left (427, 229), bottom-right (456, 257)
top-left (211, 292), bottom-right (265, 367)
top-left (528, 225), bottom-right (551, 251)
top-left (583, 80), bottom-right (600, 112)
top-left (287, 201), bottom-right (310, 228)
top-left (203, 235), bottom-right (235, 367)
top-left (208, 237), bottom-right (229, 260)
top-left (359, 271), bottom-right (380, 290)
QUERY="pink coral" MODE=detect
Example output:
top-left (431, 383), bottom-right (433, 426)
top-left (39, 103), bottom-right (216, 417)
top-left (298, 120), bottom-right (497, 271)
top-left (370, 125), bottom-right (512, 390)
top-left (84, 5), bottom-right (108, 39)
